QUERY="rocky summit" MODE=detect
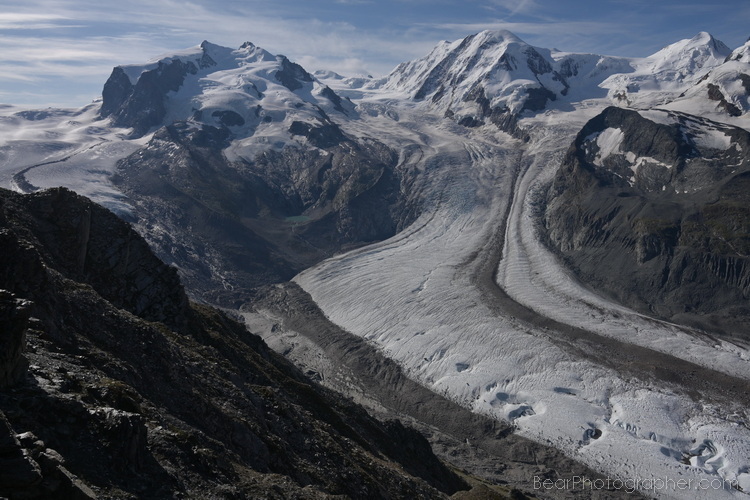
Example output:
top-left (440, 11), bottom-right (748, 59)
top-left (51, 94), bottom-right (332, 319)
top-left (544, 106), bottom-right (750, 338)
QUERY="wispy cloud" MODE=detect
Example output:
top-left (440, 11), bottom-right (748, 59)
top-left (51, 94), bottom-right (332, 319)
top-left (487, 0), bottom-right (540, 16)
top-left (0, 13), bottom-right (80, 30)
top-left (0, 0), bottom-right (436, 106)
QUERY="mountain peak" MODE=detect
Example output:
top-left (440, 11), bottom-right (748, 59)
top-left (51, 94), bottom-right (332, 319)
top-left (648, 31), bottom-right (730, 64)
top-left (636, 31), bottom-right (731, 82)
top-left (473, 29), bottom-right (525, 45)
top-left (691, 31), bottom-right (715, 42)
top-left (691, 31), bottom-right (731, 53)
top-left (380, 29), bottom-right (564, 132)
top-left (98, 40), bottom-right (349, 138)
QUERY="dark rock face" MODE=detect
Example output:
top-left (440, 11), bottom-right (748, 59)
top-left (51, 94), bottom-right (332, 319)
top-left (544, 107), bottom-right (750, 338)
top-left (211, 109), bottom-right (246, 127)
top-left (460, 85), bottom-right (526, 137)
top-left (0, 415), bottom-right (43, 497)
top-left (99, 67), bottom-right (133, 117)
top-left (100, 46), bottom-right (217, 137)
top-left (0, 415), bottom-right (97, 499)
top-left (0, 291), bottom-right (29, 388)
top-left (288, 120), bottom-right (346, 148)
top-left (707, 83), bottom-right (743, 116)
top-left (0, 187), bottom-right (466, 498)
top-left (274, 55), bottom-right (314, 91)
top-left (113, 121), bottom-right (414, 305)
top-left (319, 86), bottom-right (350, 115)
top-left (1, 187), bottom-right (189, 330)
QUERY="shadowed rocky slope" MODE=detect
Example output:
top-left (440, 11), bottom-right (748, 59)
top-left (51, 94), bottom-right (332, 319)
top-left (0, 187), bottom-right (466, 499)
top-left (114, 122), bottom-right (414, 307)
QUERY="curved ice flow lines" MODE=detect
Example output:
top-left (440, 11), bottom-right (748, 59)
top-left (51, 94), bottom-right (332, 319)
top-left (295, 110), bottom-right (750, 498)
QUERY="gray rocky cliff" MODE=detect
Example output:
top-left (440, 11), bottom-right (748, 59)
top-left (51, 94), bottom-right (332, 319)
top-left (0, 291), bottom-right (30, 389)
top-left (544, 106), bottom-right (750, 338)
top-left (99, 43), bottom-right (217, 137)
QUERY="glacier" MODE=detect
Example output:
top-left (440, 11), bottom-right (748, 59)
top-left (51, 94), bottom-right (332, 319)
top-left (293, 98), bottom-right (750, 499)
top-left (295, 33), bottom-right (750, 498)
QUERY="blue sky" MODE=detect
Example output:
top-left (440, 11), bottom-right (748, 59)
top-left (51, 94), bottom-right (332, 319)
top-left (1, 0), bottom-right (748, 108)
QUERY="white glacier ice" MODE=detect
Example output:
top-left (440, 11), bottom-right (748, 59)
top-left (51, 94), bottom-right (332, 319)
top-left (295, 98), bottom-right (750, 498)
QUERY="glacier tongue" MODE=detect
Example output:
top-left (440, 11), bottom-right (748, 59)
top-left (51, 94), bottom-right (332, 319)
top-left (295, 102), bottom-right (750, 498)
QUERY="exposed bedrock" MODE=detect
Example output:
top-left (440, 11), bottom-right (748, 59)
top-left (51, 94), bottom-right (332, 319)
top-left (0, 186), bottom-right (469, 499)
top-left (113, 121), bottom-right (417, 305)
top-left (544, 106), bottom-right (750, 339)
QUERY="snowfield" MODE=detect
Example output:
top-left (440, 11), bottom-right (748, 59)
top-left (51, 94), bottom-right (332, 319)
top-left (0, 103), bottom-right (143, 215)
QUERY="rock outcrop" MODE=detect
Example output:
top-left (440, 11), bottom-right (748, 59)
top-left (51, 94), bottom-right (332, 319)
top-left (0, 291), bottom-right (29, 388)
top-left (100, 42), bottom-right (218, 137)
top-left (544, 106), bottom-right (750, 338)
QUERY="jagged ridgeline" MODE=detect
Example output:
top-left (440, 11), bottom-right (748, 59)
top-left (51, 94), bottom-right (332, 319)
top-left (0, 187), bottom-right (466, 499)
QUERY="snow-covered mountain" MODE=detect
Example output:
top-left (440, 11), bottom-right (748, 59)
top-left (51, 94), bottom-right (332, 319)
top-left (2, 30), bottom-right (750, 499)
top-left (99, 40), bottom-right (355, 151)
top-left (602, 32), bottom-right (731, 107)
top-left (661, 38), bottom-right (750, 117)
top-left (383, 30), bottom-right (566, 114)
top-left (360, 30), bottom-right (747, 131)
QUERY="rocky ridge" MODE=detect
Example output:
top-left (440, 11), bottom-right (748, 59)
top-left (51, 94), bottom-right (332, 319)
top-left (0, 186), bottom-right (468, 499)
top-left (112, 118), bottom-right (414, 306)
top-left (543, 106), bottom-right (750, 338)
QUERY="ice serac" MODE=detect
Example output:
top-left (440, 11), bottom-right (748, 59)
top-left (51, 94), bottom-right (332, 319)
top-left (544, 106), bottom-right (750, 337)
